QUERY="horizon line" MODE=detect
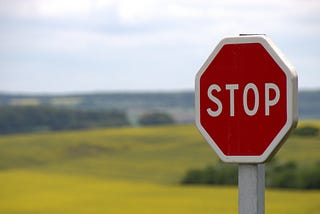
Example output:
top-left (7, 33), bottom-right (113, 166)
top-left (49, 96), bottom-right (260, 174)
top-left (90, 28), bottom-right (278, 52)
top-left (1, 88), bottom-right (320, 96)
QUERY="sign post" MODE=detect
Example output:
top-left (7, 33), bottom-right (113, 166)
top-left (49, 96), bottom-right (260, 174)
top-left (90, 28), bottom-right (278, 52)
top-left (195, 35), bottom-right (298, 214)
top-left (238, 164), bottom-right (265, 214)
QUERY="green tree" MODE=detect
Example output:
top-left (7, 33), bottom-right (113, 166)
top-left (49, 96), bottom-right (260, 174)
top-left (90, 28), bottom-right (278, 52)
top-left (138, 112), bottom-right (175, 126)
top-left (293, 126), bottom-right (319, 137)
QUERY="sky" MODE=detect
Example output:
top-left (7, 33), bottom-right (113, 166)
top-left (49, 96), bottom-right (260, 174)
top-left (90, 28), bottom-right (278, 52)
top-left (0, 0), bottom-right (319, 94)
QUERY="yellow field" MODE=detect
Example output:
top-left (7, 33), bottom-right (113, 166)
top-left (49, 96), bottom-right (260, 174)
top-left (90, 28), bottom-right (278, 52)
top-left (0, 170), bottom-right (319, 214)
top-left (0, 122), bottom-right (319, 213)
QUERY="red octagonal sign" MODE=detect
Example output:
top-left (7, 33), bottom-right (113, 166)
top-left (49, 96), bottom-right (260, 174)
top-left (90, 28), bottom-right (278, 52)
top-left (195, 35), bottom-right (298, 163)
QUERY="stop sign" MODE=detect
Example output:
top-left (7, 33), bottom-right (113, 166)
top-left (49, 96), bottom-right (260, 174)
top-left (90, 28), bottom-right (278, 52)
top-left (195, 35), bottom-right (298, 163)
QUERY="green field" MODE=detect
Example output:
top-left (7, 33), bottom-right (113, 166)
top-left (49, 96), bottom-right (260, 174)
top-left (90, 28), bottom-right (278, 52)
top-left (0, 122), bottom-right (319, 213)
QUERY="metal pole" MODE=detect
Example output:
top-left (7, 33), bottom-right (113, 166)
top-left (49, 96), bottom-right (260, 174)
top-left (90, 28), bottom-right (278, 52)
top-left (238, 164), bottom-right (265, 214)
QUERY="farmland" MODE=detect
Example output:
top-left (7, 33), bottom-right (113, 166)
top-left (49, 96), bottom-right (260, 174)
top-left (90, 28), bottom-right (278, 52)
top-left (0, 122), bottom-right (319, 213)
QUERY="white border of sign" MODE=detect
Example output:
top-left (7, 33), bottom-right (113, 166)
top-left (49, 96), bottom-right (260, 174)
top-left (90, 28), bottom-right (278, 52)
top-left (195, 35), bottom-right (298, 163)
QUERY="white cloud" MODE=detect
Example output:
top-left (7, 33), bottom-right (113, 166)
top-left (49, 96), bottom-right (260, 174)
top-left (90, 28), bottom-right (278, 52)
top-left (34, 0), bottom-right (93, 18)
top-left (0, 0), bottom-right (319, 92)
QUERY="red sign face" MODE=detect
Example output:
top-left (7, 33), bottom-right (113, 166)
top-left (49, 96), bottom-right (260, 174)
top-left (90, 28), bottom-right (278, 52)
top-left (195, 36), bottom-right (298, 163)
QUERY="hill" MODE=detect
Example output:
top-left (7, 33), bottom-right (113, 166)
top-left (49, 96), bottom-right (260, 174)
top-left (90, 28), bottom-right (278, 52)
top-left (0, 123), bottom-right (319, 184)
top-left (0, 124), bottom-right (319, 213)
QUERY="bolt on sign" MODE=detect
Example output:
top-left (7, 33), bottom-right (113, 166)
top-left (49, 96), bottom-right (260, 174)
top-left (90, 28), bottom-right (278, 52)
top-left (195, 35), bottom-right (298, 163)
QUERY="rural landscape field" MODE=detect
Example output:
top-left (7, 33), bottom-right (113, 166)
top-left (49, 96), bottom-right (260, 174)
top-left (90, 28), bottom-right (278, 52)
top-left (0, 121), bottom-right (319, 214)
top-left (2, 1), bottom-right (320, 213)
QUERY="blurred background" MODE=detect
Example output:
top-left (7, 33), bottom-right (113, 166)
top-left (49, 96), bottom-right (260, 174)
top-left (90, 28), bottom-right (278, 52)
top-left (0, 0), bottom-right (319, 213)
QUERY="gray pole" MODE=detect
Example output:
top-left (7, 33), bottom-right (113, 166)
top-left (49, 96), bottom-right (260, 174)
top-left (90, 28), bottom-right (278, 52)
top-left (238, 164), bottom-right (265, 214)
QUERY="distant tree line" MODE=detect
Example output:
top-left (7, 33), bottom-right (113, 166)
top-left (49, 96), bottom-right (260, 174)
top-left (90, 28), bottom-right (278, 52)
top-left (181, 163), bottom-right (237, 186)
top-left (0, 92), bottom-right (195, 110)
top-left (0, 105), bottom-right (176, 134)
top-left (138, 112), bottom-right (175, 126)
top-left (181, 160), bottom-right (320, 189)
top-left (0, 105), bottom-right (130, 134)
top-left (293, 125), bottom-right (319, 137)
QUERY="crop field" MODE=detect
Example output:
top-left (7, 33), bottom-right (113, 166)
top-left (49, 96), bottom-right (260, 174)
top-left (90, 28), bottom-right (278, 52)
top-left (0, 121), bottom-right (319, 213)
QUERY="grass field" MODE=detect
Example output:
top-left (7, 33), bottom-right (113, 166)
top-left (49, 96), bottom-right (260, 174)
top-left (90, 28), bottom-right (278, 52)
top-left (0, 121), bottom-right (319, 213)
top-left (0, 170), bottom-right (319, 214)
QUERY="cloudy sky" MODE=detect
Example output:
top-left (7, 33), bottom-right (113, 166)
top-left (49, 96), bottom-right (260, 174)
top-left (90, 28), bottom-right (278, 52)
top-left (0, 0), bottom-right (319, 93)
